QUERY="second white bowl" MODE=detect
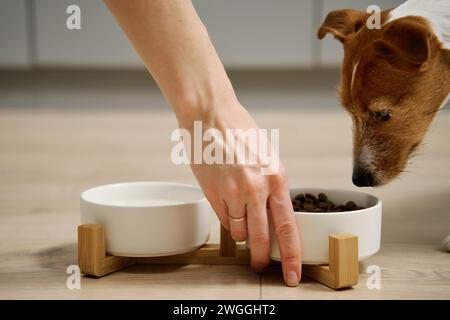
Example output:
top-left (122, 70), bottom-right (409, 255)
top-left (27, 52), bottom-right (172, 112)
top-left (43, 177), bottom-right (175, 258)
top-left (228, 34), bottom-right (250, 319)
top-left (270, 188), bottom-right (382, 264)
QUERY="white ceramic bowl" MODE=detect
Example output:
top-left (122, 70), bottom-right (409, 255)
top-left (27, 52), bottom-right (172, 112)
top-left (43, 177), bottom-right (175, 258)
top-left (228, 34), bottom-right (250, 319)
top-left (270, 188), bottom-right (382, 264)
top-left (80, 182), bottom-right (211, 257)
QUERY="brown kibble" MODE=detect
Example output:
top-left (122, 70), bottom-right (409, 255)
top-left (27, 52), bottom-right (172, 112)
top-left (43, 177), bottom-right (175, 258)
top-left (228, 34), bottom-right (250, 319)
top-left (317, 202), bottom-right (329, 210)
top-left (293, 200), bottom-right (302, 207)
top-left (305, 193), bottom-right (316, 201)
top-left (304, 197), bottom-right (314, 204)
top-left (294, 194), bottom-right (305, 203)
top-left (292, 193), bottom-right (366, 213)
top-left (345, 201), bottom-right (356, 210)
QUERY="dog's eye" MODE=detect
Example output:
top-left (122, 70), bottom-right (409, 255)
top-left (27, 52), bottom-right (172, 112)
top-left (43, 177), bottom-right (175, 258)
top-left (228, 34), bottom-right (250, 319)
top-left (371, 111), bottom-right (391, 122)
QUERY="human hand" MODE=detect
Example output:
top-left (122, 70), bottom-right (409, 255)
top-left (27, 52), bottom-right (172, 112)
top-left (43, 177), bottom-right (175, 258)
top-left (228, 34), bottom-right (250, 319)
top-left (104, 0), bottom-right (301, 287)
top-left (178, 98), bottom-right (302, 287)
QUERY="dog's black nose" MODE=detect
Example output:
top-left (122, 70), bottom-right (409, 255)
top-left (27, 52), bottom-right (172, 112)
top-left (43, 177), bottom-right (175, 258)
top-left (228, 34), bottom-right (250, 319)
top-left (352, 166), bottom-right (374, 187)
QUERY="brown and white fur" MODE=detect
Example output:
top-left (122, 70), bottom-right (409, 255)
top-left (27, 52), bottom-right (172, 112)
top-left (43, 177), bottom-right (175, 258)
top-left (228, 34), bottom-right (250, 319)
top-left (318, 0), bottom-right (450, 250)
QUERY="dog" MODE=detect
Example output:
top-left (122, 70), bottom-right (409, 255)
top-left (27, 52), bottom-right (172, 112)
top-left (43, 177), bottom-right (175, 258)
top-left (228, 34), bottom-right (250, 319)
top-left (317, 0), bottom-right (450, 251)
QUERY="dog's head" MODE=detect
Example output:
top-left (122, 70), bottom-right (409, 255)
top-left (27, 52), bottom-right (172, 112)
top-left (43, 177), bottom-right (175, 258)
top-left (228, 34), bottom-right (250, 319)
top-left (318, 9), bottom-right (450, 186)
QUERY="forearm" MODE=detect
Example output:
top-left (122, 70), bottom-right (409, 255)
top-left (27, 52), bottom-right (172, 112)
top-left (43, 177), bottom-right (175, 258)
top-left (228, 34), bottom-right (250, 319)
top-left (105, 1), bottom-right (301, 286)
top-left (104, 0), bottom-right (236, 121)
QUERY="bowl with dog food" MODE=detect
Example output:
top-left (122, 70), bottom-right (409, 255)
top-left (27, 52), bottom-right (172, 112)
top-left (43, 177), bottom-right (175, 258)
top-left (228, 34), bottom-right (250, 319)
top-left (80, 181), bottom-right (211, 257)
top-left (269, 188), bottom-right (382, 264)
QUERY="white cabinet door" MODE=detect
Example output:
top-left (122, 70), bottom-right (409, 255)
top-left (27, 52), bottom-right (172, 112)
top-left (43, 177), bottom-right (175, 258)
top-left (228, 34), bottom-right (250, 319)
top-left (34, 0), bottom-right (143, 67)
top-left (193, 0), bottom-right (314, 68)
top-left (318, 0), bottom-right (404, 67)
top-left (0, 0), bottom-right (30, 68)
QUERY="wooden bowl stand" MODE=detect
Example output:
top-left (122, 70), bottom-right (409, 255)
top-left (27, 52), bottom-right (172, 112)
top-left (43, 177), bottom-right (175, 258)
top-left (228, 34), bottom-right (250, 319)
top-left (78, 224), bottom-right (359, 290)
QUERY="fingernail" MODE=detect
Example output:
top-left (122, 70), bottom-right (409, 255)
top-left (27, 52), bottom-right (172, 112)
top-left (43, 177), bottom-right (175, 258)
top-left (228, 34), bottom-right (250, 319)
top-left (286, 271), bottom-right (299, 287)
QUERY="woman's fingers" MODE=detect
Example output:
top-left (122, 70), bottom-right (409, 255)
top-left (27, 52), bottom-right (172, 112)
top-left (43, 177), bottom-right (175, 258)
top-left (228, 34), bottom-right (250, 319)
top-left (227, 201), bottom-right (248, 242)
top-left (205, 192), bottom-right (230, 230)
top-left (268, 180), bottom-right (302, 287)
top-left (247, 201), bottom-right (270, 271)
top-left (202, 171), bottom-right (301, 287)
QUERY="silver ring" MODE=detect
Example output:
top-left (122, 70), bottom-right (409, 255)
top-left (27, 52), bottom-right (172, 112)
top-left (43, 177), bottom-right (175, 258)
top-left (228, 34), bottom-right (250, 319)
top-left (229, 215), bottom-right (247, 223)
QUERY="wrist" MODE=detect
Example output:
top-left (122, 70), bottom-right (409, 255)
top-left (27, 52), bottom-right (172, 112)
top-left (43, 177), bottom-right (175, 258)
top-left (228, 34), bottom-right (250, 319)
top-left (173, 84), bottom-right (239, 129)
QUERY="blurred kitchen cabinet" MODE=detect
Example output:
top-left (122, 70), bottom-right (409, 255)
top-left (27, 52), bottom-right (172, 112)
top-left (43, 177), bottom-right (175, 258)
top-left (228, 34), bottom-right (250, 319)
top-left (318, 0), bottom-right (404, 67)
top-left (193, 0), bottom-right (314, 68)
top-left (0, 0), bottom-right (412, 70)
top-left (34, 0), bottom-right (313, 68)
top-left (0, 0), bottom-right (30, 68)
top-left (33, 0), bottom-right (143, 67)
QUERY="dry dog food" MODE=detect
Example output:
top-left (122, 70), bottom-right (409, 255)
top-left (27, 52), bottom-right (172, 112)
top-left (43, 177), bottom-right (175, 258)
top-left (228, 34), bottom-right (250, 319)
top-left (292, 193), bottom-right (365, 213)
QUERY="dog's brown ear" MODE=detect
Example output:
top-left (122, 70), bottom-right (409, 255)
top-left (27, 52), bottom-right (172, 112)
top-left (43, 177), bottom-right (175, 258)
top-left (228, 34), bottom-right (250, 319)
top-left (318, 9), bottom-right (368, 43)
top-left (373, 17), bottom-right (431, 71)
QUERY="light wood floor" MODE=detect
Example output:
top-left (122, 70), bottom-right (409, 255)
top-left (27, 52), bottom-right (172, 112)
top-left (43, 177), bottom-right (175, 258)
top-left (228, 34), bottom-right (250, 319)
top-left (0, 108), bottom-right (449, 299)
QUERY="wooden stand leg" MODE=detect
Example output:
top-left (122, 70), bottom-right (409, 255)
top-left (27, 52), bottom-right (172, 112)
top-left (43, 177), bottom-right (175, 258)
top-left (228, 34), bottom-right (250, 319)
top-left (302, 234), bottom-right (359, 289)
top-left (78, 224), bottom-right (136, 277)
top-left (220, 225), bottom-right (237, 257)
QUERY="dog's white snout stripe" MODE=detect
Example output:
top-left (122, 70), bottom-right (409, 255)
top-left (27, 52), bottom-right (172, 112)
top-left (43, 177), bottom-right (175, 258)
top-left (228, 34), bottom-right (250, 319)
top-left (350, 61), bottom-right (360, 97)
top-left (358, 145), bottom-right (376, 173)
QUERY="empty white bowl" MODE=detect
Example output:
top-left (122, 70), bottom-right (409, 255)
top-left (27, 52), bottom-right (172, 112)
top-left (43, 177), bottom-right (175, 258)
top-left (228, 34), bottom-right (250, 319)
top-left (270, 188), bottom-right (382, 264)
top-left (80, 182), bottom-right (211, 257)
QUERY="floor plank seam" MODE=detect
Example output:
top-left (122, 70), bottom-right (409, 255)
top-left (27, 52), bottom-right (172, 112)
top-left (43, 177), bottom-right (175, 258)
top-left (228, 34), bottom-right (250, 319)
top-left (259, 274), bottom-right (262, 300)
